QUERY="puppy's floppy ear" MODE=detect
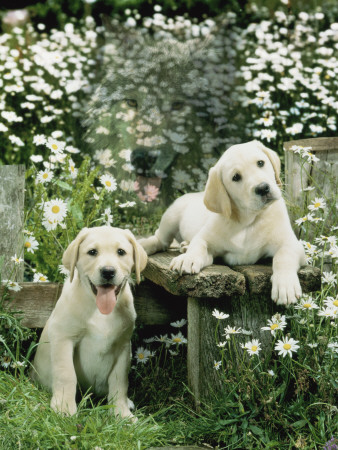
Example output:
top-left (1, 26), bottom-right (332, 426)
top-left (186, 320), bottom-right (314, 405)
top-left (124, 230), bottom-right (148, 284)
top-left (256, 141), bottom-right (282, 186)
top-left (62, 228), bottom-right (89, 283)
top-left (204, 166), bottom-right (232, 218)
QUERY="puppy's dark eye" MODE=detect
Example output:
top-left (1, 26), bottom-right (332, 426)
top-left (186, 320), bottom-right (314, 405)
top-left (232, 173), bottom-right (242, 182)
top-left (117, 248), bottom-right (126, 256)
top-left (257, 160), bottom-right (265, 167)
top-left (125, 98), bottom-right (138, 109)
top-left (88, 249), bottom-right (98, 256)
top-left (171, 101), bottom-right (184, 111)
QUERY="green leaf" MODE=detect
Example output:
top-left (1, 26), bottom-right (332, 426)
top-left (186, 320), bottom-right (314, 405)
top-left (291, 419), bottom-right (307, 429)
top-left (55, 180), bottom-right (73, 192)
top-left (249, 425), bottom-right (264, 436)
top-left (68, 201), bottom-right (84, 225)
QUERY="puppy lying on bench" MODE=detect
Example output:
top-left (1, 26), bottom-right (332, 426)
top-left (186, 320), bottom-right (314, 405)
top-left (31, 226), bottom-right (147, 419)
top-left (139, 140), bottom-right (306, 306)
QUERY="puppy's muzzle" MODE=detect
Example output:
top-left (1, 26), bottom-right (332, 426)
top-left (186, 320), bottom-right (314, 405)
top-left (255, 182), bottom-right (275, 204)
top-left (101, 266), bottom-right (116, 283)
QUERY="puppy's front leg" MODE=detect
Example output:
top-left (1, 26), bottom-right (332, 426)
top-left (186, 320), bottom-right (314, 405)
top-left (170, 238), bottom-right (213, 274)
top-left (50, 339), bottom-right (77, 415)
top-left (108, 343), bottom-right (135, 421)
top-left (271, 243), bottom-right (306, 306)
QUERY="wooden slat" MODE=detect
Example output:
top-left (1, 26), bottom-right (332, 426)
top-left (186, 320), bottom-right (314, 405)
top-left (0, 164), bottom-right (25, 282)
top-left (1, 282), bottom-right (62, 328)
top-left (144, 251), bottom-right (246, 298)
top-left (234, 264), bottom-right (321, 294)
top-left (1, 280), bottom-right (187, 328)
top-left (284, 137), bottom-right (338, 152)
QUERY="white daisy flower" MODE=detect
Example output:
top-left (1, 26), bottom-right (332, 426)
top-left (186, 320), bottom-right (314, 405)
top-left (101, 207), bottom-right (113, 226)
top-left (2, 280), bottom-right (22, 292)
top-left (242, 339), bottom-right (262, 356)
top-left (135, 347), bottom-right (151, 364)
top-left (100, 174), bottom-right (117, 192)
top-left (223, 326), bottom-right (242, 338)
top-left (43, 198), bottom-right (68, 223)
top-left (261, 314), bottom-right (287, 335)
top-left (170, 319), bottom-right (187, 328)
top-left (30, 155), bottom-right (44, 163)
top-left (170, 332), bottom-right (187, 345)
top-left (322, 272), bottom-right (337, 286)
top-left (275, 336), bottom-right (300, 358)
top-left (33, 272), bottom-right (49, 283)
top-left (213, 360), bottom-right (222, 370)
top-left (308, 197), bottom-right (326, 211)
top-left (36, 169), bottom-right (54, 184)
top-left (68, 160), bottom-right (78, 178)
top-left (268, 370), bottom-right (275, 377)
top-left (46, 137), bottom-right (66, 154)
top-left (294, 295), bottom-right (319, 310)
top-left (24, 235), bottom-right (39, 253)
top-left (10, 254), bottom-right (23, 265)
top-left (212, 309), bottom-right (230, 320)
top-left (58, 265), bottom-right (70, 277)
top-left (317, 306), bottom-right (337, 319)
top-left (42, 218), bottom-right (59, 231)
top-left (324, 296), bottom-right (338, 309)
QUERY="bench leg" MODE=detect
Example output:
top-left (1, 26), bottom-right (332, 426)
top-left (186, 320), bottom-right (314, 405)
top-left (187, 294), bottom-right (278, 407)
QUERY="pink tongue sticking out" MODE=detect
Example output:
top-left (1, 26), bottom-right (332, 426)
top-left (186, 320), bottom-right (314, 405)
top-left (96, 285), bottom-right (117, 315)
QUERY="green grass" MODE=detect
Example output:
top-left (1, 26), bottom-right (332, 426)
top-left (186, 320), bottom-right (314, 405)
top-left (0, 372), bottom-right (166, 450)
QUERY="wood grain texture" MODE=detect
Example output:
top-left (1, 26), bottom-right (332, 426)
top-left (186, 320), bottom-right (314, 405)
top-left (1, 280), bottom-right (187, 328)
top-left (234, 264), bottom-right (321, 294)
top-left (284, 137), bottom-right (338, 234)
top-left (144, 250), bottom-right (246, 298)
top-left (188, 292), bottom-right (280, 405)
top-left (0, 165), bottom-right (25, 282)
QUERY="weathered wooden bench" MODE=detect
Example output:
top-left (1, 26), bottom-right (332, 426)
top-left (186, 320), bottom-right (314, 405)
top-left (141, 250), bottom-right (320, 405)
top-left (2, 248), bottom-right (321, 406)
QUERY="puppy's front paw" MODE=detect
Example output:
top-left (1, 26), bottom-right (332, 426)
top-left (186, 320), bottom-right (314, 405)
top-left (169, 254), bottom-right (203, 275)
top-left (271, 272), bottom-right (302, 306)
top-left (51, 395), bottom-right (77, 416)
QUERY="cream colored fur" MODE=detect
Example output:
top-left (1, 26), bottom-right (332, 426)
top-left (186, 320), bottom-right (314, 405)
top-left (139, 140), bottom-right (306, 305)
top-left (31, 226), bottom-right (147, 419)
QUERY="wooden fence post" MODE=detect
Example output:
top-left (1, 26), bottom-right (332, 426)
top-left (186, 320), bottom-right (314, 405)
top-left (284, 137), bottom-right (338, 234)
top-left (0, 165), bottom-right (25, 282)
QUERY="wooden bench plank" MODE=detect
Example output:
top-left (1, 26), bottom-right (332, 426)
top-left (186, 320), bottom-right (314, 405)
top-left (234, 264), bottom-right (321, 294)
top-left (1, 280), bottom-right (186, 328)
top-left (144, 251), bottom-right (246, 298)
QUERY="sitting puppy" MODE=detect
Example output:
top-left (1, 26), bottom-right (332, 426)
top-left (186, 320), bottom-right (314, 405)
top-left (31, 226), bottom-right (147, 419)
top-left (139, 140), bottom-right (306, 305)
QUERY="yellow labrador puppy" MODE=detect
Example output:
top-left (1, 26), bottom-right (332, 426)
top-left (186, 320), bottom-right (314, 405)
top-left (31, 226), bottom-right (147, 419)
top-left (139, 140), bottom-right (306, 305)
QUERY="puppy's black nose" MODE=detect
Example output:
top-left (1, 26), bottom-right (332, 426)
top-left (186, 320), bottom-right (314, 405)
top-left (255, 183), bottom-right (270, 196)
top-left (101, 266), bottom-right (116, 281)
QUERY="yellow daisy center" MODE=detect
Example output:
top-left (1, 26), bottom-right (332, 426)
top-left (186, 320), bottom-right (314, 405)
top-left (333, 300), bottom-right (338, 307)
top-left (39, 276), bottom-right (46, 282)
top-left (173, 337), bottom-right (182, 343)
top-left (52, 205), bottom-right (60, 214)
top-left (105, 181), bottom-right (111, 187)
top-left (251, 345), bottom-right (258, 352)
top-left (314, 202), bottom-right (320, 208)
top-left (52, 144), bottom-right (58, 150)
top-left (283, 344), bottom-right (291, 350)
top-left (138, 353), bottom-right (144, 359)
top-left (271, 324), bottom-right (279, 330)
top-left (303, 303), bottom-right (311, 308)
top-left (43, 173), bottom-right (48, 179)
top-left (24, 241), bottom-right (31, 248)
